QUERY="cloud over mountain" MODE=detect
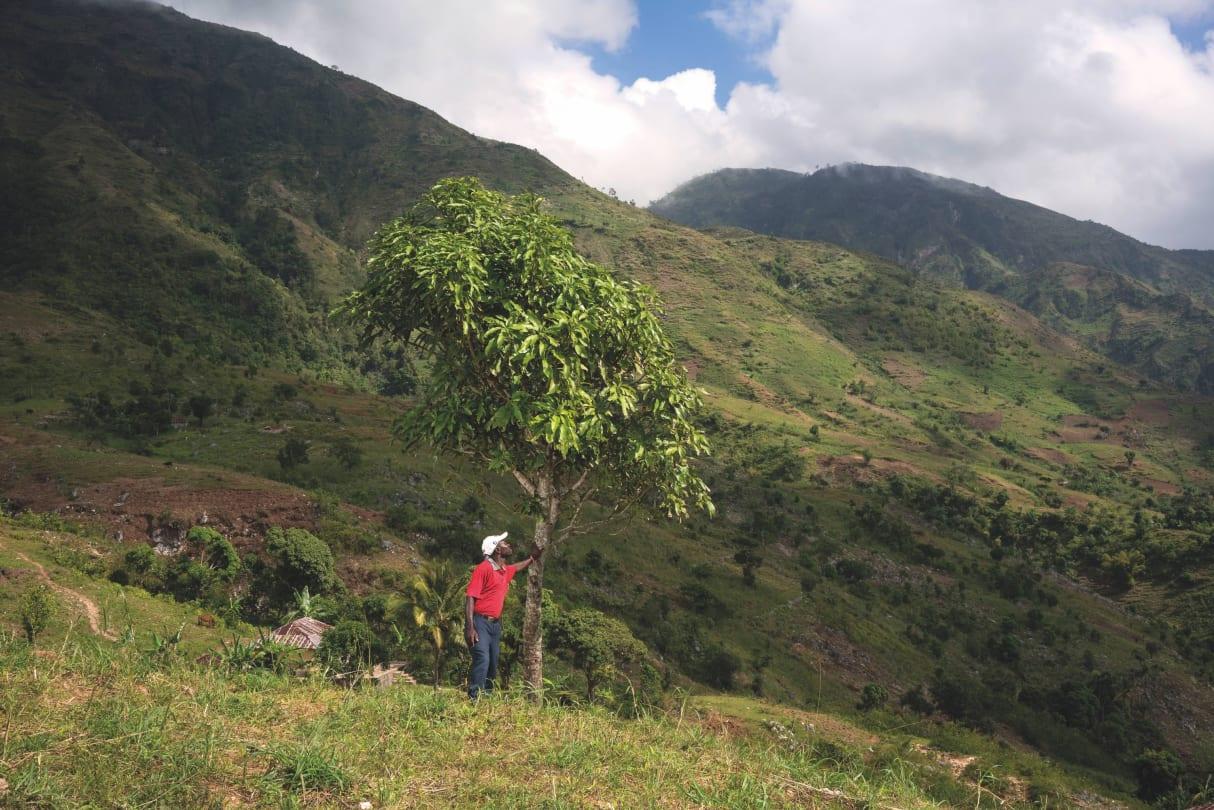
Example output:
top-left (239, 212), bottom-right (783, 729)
top-left (171, 0), bottom-right (1214, 247)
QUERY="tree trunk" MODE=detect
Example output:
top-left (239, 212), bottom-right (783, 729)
top-left (521, 475), bottom-right (559, 699)
top-left (433, 647), bottom-right (443, 690)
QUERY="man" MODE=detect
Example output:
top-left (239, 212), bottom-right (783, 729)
top-left (465, 531), bottom-right (541, 698)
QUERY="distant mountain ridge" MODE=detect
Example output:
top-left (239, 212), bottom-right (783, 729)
top-left (650, 165), bottom-right (1214, 392)
top-left (649, 164), bottom-right (1214, 299)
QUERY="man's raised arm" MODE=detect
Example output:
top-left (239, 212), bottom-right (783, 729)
top-left (513, 546), bottom-right (544, 573)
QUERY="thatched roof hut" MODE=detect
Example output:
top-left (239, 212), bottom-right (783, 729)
top-left (270, 617), bottom-right (332, 650)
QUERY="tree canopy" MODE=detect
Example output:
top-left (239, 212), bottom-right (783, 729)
top-left (339, 176), bottom-right (712, 522)
top-left (339, 177), bottom-right (713, 692)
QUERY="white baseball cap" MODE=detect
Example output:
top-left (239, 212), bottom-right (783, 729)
top-left (481, 532), bottom-right (508, 556)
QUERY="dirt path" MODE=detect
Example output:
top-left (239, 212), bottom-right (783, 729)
top-left (12, 549), bottom-right (117, 641)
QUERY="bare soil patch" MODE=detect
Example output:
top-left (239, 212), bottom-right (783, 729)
top-left (7, 474), bottom-right (382, 551)
top-left (881, 356), bottom-right (926, 388)
top-left (816, 454), bottom-right (935, 487)
top-left (960, 411), bottom-right (1003, 432)
top-left (1025, 446), bottom-right (1073, 466)
top-left (1127, 398), bottom-right (1171, 426)
top-left (1136, 476), bottom-right (1181, 496)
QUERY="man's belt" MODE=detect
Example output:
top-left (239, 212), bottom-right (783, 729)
top-left (475, 614), bottom-right (500, 622)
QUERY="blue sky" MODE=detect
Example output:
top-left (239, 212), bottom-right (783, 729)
top-left (577, 2), bottom-right (774, 108)
top-left (1172, 12), bottom-right (1214, 49)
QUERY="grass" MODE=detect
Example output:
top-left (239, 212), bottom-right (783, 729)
top-left (0, 632), bottom-right (907, 808)
top-left (0, 627), bottom-right (1121, 809)
top-left (0, 519), bottom-right (1157, 808)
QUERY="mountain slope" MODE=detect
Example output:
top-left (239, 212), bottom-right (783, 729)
top-left (650, 165), bottom-right (1214, 392)
top-left (0, 0), bottom-right (579, 372)
top-left (649, 165), bottom-right (1214, 297)
top-left (2, 1), bottom-right (1214, 798)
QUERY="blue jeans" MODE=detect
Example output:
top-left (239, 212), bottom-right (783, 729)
top-left (468, 613), bottom-right (501, 698)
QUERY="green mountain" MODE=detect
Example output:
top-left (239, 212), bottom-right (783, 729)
top-left (650, 166), bottom-right (1214, 392)
top-left (3, 2), bottom-right (1214, 803)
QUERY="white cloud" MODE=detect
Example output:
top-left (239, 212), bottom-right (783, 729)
top-left (169, 0), bottom-right (1214, 247)
top-left (702, 0), bottom-right (789, 43)
top-left (747, 1), bottom-right (1214, 247)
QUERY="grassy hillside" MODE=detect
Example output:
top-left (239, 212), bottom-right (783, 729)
top-left (0, 518), bottom-right (1169, 808)
top-left (649, 167), bottom-right (1214, 393)
top-left (2, 2), bottom-right (1214, 804)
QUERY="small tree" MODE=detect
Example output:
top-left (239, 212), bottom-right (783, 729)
top-left (266, 526), bottom-right (337, 592)
top-left (317, 619), bottom-right (373, 674)
top-left (1124, 450), bottom-right (1136, 468)
top-left (857, 682), bottom-right (888, 711)
top-left (548, 606), bottom-right (647, 702)
top-left (277, 437), bottom-right (309, 470)
top-left (188, 394), bottom-right (214, 427)
top-left (339, 177), bottom-right (713, 694)
top-left (403, 561), bottom-right (467, 689)
top-left (186, 526), bottom-right (241, 582)
top-left (281, 586), bottom-right (331, 622)
top-left (328, 437), bottom-right (363, 470)
top-left (1134, 748), bottom-right (1185, 802)
top-left (19, 583), bottom-right (56, 645)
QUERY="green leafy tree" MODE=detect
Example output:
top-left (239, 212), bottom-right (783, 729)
top-left (403, 561), bottom-right (467, 689)
top-left (1134, 748), bottom-right (1185, 802)
top-left (186, 526), bottom-right (241, 582)
top-left (277, 437), bottom-right (309, 470)
top-left (19, 583), bottom-right (57, 645)
top-left (266, 526), bottom-right (338, 592)
top-left (857, 682), bottom-right (888, 711)
top-left (317, 619), bottom-right (373, 673)
top-left (281, 586), bottom-right (332, 622)
top-left (547, 606), bottom-right (647, 702)
top-left (328, 437), bottom-right (363, 470)
top-left (339, 177), bottom-right (713, 694)
top-left (188, 394), bottom-right (214, 427)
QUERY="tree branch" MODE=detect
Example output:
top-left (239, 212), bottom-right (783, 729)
top-left (561, 468), bottom-right (592, 498)
top-left (555, 485), bottom-right (597, 544)
top-left (557, 483), bottom-right (651, 543)
top-left (512, 470), bottom-right (537, 498)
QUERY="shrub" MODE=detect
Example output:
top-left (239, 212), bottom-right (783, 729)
top-left (186, 526), bottom-right (241, 582)
top-left (697, 645), bottom-right (742, 690)
top-left (678, 582), bottom-right (730, 620)
top-left (317, 619), bottom-right (373, 672)
top-left (900, 684), bottom-right (934, 714)
top-left (857, 682), bottom-right (888, 711)
top-left (19, 584), bottom-right (56, 645)
top-left (1134, 748), bottom-right (1184, 802)
top-left (266, 526), bottom-right (337, 592)
top-left (833, 558), bottom-right (873, 583)
top-left (124, 544), bottom-right (158, 575)
top-left (277, 437), bottom-right (309, 470)
top-left (328, 437), bottom-right (362, 470)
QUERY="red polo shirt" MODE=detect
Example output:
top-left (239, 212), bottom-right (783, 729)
top-left (466, 559), bottom-right (518, 619)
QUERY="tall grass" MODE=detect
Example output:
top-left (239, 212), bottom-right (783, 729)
top-left (0, 631), bottom-right (981, 808)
